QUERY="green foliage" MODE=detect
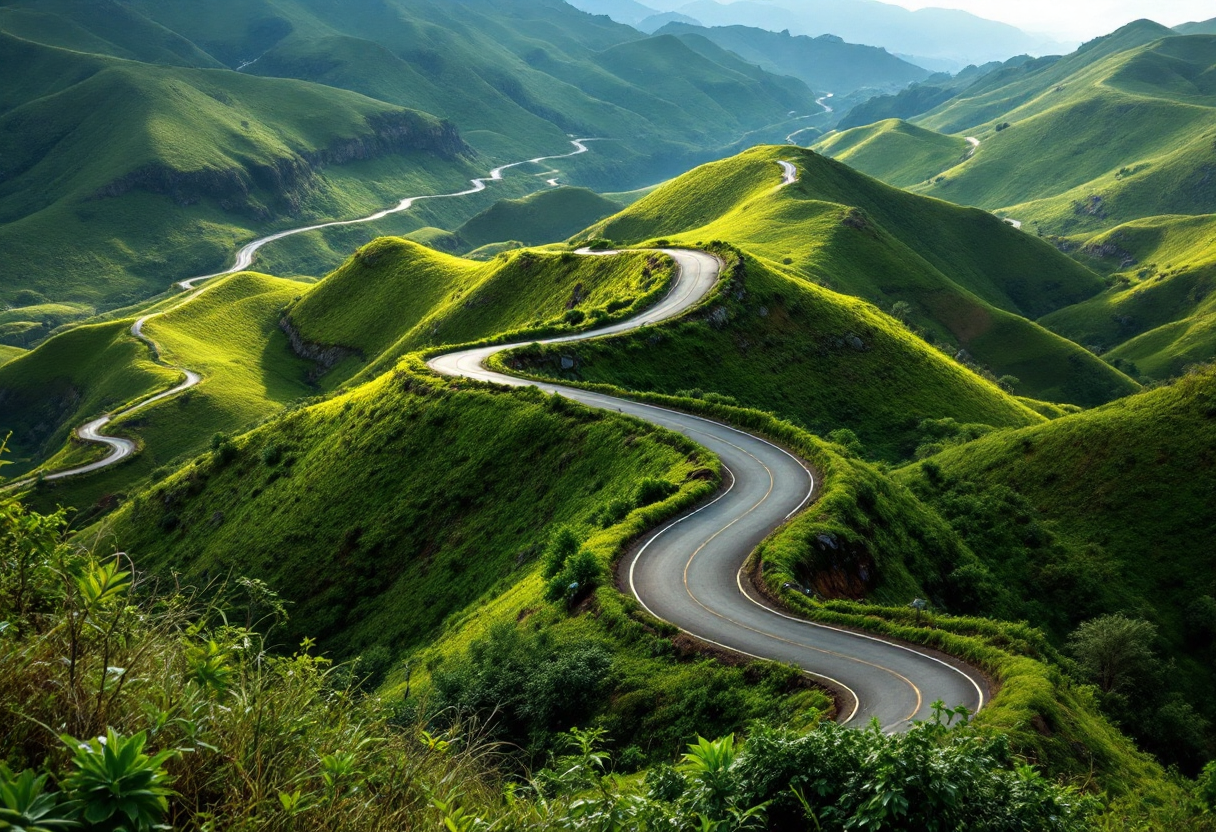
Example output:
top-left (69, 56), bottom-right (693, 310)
top-left (285, 243), bottom-right (675, 389)
top-left (1068, 614), bottom-right (1158, 695)
top-left (100, 365), bottom-right (704, 659)
top-left (60, 729), bottom-right (175, 832)
top-left (0, 766), bottom-right (77, 832)
top-left (900, 368), bottom-right (1216, 769)
top-left (634, 477), bottom-right (679, 507)
top-left (431, 624), bottom-right (613, 755)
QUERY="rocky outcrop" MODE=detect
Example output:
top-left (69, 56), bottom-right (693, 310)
top-left (92, 110), bottom-right (470, 218)
top-left (279, 317), bottom-right (359, 381)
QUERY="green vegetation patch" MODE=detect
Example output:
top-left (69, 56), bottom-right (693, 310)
top-left (456, 187), bottom-right (624, 250)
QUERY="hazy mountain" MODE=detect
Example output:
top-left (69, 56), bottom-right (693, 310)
top-left (1175, 18), bottom-right (1216, 35)
top-left (565, 0), bottom-right (660, 26)
top-left (638, 12), bottom-right (701, 33)
top-left (659, 0), bottom-right (1071, 66)
top-left (655, 22), bottom-right (929, 94)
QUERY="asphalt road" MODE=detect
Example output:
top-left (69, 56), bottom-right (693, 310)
top-left (429, 187), bottom-right (987, 730)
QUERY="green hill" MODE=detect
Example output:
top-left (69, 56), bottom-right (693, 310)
top-left (0, 0), bottom-right (838, 314)
top-left (3, 273), bottom-right (314, 514)
top-left (813, 119), bottom-right (970, 189)
top-left (585, 145), bottom-right (1137, 407)
top-left (1175, 18), bottom-right (1216, 36)
top-left (456, 188), bottom-right (624, 250)
top-left (0, 344), bottom-right (25, 366)
top-left (653, 22), bottom-right (930, 95)
top-left (285, 240), bottom-right (674, 386)
top-left (505, 250), bottom-right (1044, 461)
top-left (1039, 214), bottom-right (1216, 379)
top-left (0, 31), bottom-right (474, 307)
top-left (898, 368), bottom-right (1216, 769)
top-left (912, 26), bottom-right (1216, 233)
top-left (0, 319), bottom-right (179, 475)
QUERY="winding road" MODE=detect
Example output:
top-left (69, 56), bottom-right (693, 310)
top-left (11, 149), bottom-right (988, 731)
top-left (5, 140), bottom-right (600, 488)
top-left (429, 163), bottom-right (987, 731)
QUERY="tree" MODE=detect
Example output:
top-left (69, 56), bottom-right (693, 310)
top-left (1067, 614), bottom-right (1157, 694)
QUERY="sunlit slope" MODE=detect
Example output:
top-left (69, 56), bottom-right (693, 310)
top-left (285, 241), bottom-right (673, 385)
top-left (813, 119), bottom-right (970, 189)
top-left (1041, 214), bottom-right (1216, 378)
top-left (6, 273), bottom-right (314, 515)
top-left (505, 252), bottom-right (1044, 460)
top-left (456, 188), bottom-right (623, 250)
top-left (915, 20), bottom-right (1178, 134)
top-left (0, 32), bottom-right (472, 306)
top-left (0, 345), bottom-right (26, 366)
top-left (0, 320), bottom-right (178, 474)
top-left (101, 370), bottom-right (705, 659)
top-left (585, 146), bottom-right (1137, 406)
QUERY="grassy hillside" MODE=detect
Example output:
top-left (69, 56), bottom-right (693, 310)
top-left (898, 368), bottom-right (1216, 769)
top-left (1177, 18), bottom-right (1216, 35)
top-left (0, 320), bottom-right (179, 475)
top-left (1040, 214), bottom-right (1216, 378)
top-left (503, 250), bottom-right (1043, 461)
top-left (285, 241), bottom-right (674, 386)
top-left (0, 31), bottom-right (476, 307)
top-left (119, 0), bottom-right (819, 171)
top-left (584, 145), bottom-right (1138, 406)
top-left (99, 363), bottom-right (705, 662)
top-left (910, 27), bottom-right (1216, 232)
top-left (0, 344), bottom-right (25, 366)
top-left (5, 273), bottom-right (315, 517)
top-left (813, 119), bottom-right (970, 188)
top-left (456, 187), bottom-right (623, 250)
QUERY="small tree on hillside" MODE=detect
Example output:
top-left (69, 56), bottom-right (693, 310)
top-left (1067, 614), bottom-right (1157, 694)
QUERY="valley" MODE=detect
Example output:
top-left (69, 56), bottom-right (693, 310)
top-left (2, 2), bottom-right (1215, 830)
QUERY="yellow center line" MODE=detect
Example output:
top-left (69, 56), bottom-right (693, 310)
top-left (676, 425), bottom-right (924, 724)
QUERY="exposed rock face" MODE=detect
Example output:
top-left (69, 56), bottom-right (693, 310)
top-left (279, 317), bottom-right (358, 381)
top-left (93, 111), bottom-right (470, 217)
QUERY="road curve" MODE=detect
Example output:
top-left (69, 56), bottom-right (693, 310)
top-left (428, 173), bottom-right (986, 730)
top-left (180, 139), bottom-right (598, 289)
top-left (6, 141), bottom-right (601, 488)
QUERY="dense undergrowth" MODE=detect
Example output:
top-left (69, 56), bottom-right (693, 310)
top-left (3, 482), bottom-right (1147, 831)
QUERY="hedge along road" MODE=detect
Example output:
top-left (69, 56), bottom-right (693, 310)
top-left (3, 140), bottom-right (600, 489)
top-left (429, 164), bottom-right (987, 732)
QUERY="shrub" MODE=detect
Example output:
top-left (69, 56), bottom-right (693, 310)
top-left (545, 547), bottom-right (603, 603)
top-left (542, 526), bottom-right (582, 580)
top-left (563, 309), bottom-right (585, 326)
top-left (634, 477), bottom-right (678, 507)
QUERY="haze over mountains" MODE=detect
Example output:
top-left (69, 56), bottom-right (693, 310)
top-left (569, 0), bottom-right (1072, 68)
top-left (4, 1), bottom-right (1216, 829)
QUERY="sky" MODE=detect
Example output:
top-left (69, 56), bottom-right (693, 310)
top-left (882, 0), bottom-right (1212, 41)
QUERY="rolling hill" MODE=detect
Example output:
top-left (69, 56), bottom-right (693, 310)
top-left (455, 187), bottom-right (624, 250)
top-left (285, 241), bottom-right (674, 387)
top-left (812, 119), bottom-right (970, 189)
top-left (899, 367), bottom-right (1216, 769)
top-left (0, 29), bottom-right (475, 307)
top-left (504, 250), bottom-right (1045, 461)
top-left (2, 0), bottom-right (829, 312)
top-left (1039, 213), bottom-right (1216, 379)
top-left (818, 22), bottom-right (1216, 236)
top-left (583, 145), bottom-right (1138, 407)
